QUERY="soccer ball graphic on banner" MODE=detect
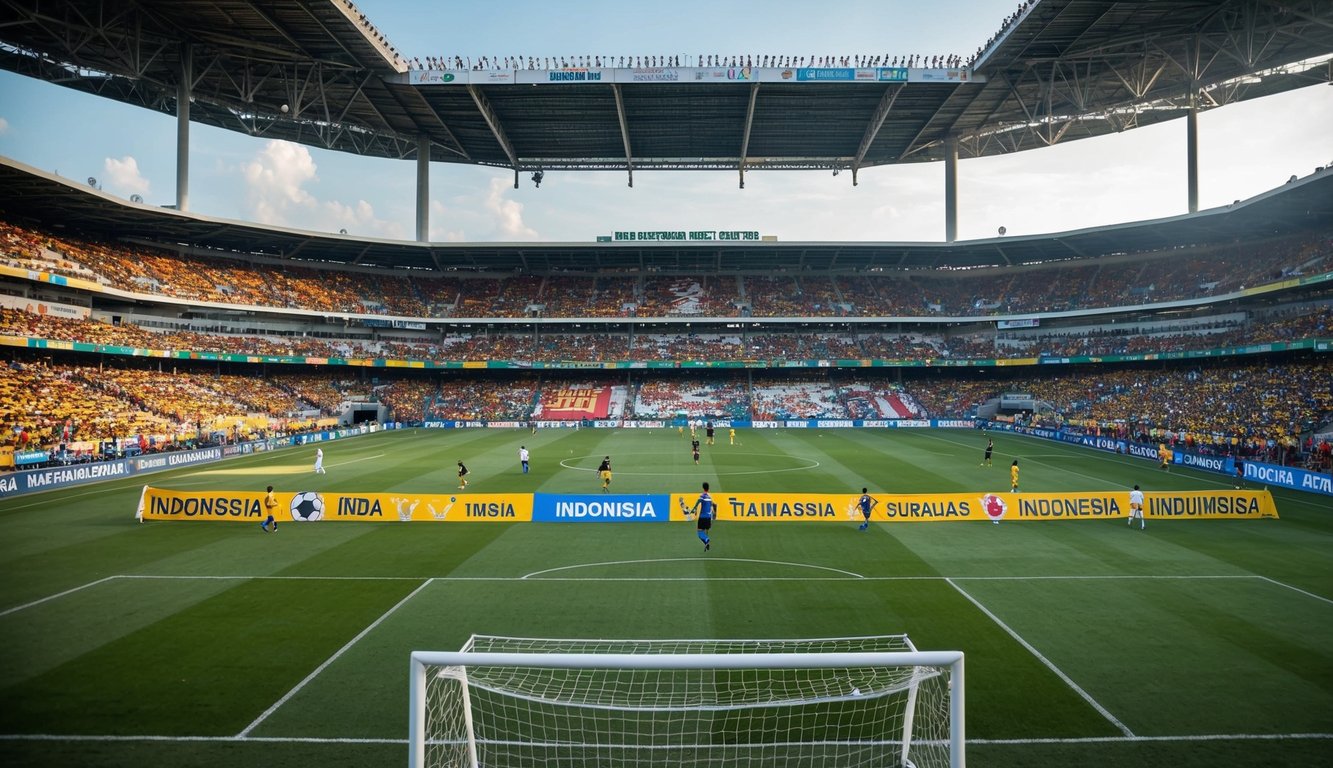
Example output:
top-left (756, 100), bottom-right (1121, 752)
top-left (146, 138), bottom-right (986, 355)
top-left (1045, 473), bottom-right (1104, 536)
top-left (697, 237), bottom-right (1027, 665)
top-left (290, 491), bottom-right (325, 521)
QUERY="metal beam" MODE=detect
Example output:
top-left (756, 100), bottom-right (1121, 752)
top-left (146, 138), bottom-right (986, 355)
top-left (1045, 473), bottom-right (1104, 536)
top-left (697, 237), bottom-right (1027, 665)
top-left (739, 82), bottom-right (760, 181)
top-left (853, 84), bottom-right (902, 171)
top-left (467, 85), bottom-right (518, 169)
top-left (612, 84), bottom-right (634, 187)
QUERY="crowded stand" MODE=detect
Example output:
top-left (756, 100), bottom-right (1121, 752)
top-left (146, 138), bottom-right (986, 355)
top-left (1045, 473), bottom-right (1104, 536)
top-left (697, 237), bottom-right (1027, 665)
top-left (3, 219), bottom-right (1330, 320)
top-left (634, 378), bottom-right (750, 420)
top-left (3, 304), bottom-right (1329, 365)
top-left (3, 358), bottom-right (1329, 469)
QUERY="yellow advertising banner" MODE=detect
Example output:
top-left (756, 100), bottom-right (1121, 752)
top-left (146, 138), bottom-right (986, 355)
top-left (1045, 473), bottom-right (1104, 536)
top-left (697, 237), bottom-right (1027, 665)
top-left (136, 487), bottom-right (533, 522)
top-left (137, 488), bottom-right (1273, 524)
top-left (669, 490), bottom-right (1277, 522)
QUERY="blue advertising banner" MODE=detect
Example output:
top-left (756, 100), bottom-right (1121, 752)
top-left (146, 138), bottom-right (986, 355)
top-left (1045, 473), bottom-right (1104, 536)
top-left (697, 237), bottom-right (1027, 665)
top-left (1243, 460), bottom-right (1333, 496)
top-left (532, 493), bottom-right (670, 522)
top-left (0, 459), bottom-right (132, 498)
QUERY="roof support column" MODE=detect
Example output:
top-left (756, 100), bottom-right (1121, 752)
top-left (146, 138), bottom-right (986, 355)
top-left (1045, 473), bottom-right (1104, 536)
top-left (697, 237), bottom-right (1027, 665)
top-left (175, 43), bottom-right (192, 212)
top-left (1186, 86), bottom-right (1199, 214)
top-left (416, 134), bottom-right (430, 242)
top-left (944, 135), bottom-right (959, 243)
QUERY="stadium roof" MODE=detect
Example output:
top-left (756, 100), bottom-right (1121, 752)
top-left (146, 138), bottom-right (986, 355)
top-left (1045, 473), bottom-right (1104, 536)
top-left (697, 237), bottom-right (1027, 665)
top-left (2, 156), bottom-right (1330, 273)
top-left (0, 0), bottom-right (1330, 174)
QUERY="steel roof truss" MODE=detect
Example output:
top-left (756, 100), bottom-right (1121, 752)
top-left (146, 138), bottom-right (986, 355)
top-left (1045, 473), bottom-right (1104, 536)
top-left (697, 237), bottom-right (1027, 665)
top-left (611, 84), bottom-right (634, 187)
top-left (467, 85), bottom-right (518, 169)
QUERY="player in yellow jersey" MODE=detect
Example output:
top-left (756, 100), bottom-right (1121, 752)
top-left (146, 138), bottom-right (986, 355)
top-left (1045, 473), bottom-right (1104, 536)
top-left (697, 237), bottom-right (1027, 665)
top-left (1010, 459), bottom-right (1020, 493)
top-left (729, 427), bottom-right (736, 445)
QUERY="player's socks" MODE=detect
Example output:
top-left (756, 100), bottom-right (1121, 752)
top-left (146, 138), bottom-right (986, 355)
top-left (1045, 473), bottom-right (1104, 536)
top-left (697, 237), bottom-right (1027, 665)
top-left (260, 522), bottom-right (267, 532)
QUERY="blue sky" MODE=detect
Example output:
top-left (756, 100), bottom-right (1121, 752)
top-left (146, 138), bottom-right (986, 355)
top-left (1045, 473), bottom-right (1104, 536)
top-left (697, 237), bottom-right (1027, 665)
top-left (0, 0), bottom-right (1330, 243)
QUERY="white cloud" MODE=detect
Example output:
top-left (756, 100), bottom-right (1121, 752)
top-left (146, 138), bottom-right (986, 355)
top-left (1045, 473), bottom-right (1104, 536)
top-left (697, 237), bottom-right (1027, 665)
top-left (241, 140), bottom-right (403, 238)
top-left (486, 177), bottom-right (537, 239)
top-left (103, 155), bottom-right (150, 197)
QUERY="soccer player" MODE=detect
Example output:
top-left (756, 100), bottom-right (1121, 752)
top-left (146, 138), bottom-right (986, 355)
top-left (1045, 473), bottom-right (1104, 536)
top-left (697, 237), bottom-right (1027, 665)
top-left (261, 485), bottom-right (279, 533)
top-left (729, 427), bottom-right (736, 446)
top-left (1010, 459), bottom-right (1020, 493)
top-left (519, 445), bottom-right (530, 474)
top-left (314, 447), bottom-right (326, 474)
top-left (1158, 443), bottom-right (1171, 472)
top-left (856, 487), bottom-right (878, 531)
top-left (598, 455), bottom-right (612, 492)
top-left (1128, 484), bottom-right (1145, 530)
top-left (691, 438), bottom-right (701, 465)
top-left (981, 437), bottom-right (993, 467)
top-left (457, 460), bottom-right (469, 490)
top-left (706, 421), bottom-right (715, 445)
top-left (689, 481), bottom-right (714, 551)
top-left (1234, 459), bottom-right (1245, 490)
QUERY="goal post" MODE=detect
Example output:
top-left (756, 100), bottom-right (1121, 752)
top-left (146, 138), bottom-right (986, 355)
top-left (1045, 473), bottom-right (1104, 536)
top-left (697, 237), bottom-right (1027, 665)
top-left (409, 635), bottom-right (964, 768)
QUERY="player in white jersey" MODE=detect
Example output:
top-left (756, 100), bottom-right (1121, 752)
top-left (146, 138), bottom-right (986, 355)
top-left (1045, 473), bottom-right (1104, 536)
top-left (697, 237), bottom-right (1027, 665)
top-left (1128, 484), bottom-right (1145, 530)
top-left (314, 447), bottom-right (326, 474)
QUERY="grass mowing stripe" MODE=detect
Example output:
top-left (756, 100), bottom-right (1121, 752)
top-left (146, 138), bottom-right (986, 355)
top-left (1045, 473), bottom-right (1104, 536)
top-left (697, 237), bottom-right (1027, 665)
top-left (945, 577), bottom-right (1135, 738)
top-left (237, 578), bottom-right (434, 737)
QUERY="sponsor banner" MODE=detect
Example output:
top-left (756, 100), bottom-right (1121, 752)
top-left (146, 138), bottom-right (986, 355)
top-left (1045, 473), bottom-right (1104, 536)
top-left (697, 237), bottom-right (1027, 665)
top-left (324, 492), bottom-right (531, 521)
top-left (0, 446), bottom-right (11, 469)
top-left (996, 318), bottom-right (1040, 329)
top-left (1173, 450), bottom-right (1235, 475)
top-left (518, 67), bottom-right (610, 84)
top-left (934, 420), bottom-right (977, 429)
top-left (540, 386), bottom-right (612, 419)
top-left (0, 293), bottom-right (91, 319)
top-left (138, 488), bottom-right (533, 522)
top-left (409, 70), bottom-right (463, 85)
top-left (666, 490), bottom-right (1276, 522)
top-left (533, 494), bottom-right (670, 522)
top-left (129, 447), bottom-right (223, 472)
top-left (0, 459), bottom-right (131, 498)
top-left (1243, 460), bottom-right (1333, 496)
top-left (138, 486), bottom-right (276, 521)
top-left (403, 66), bottom-right (981, 87)
top-left (15, 450), bottom-right (49, 466)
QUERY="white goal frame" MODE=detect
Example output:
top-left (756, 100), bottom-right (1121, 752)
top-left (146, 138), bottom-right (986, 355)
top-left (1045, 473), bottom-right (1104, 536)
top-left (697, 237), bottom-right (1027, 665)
top-left (409, 646), bottom-right (964, 768)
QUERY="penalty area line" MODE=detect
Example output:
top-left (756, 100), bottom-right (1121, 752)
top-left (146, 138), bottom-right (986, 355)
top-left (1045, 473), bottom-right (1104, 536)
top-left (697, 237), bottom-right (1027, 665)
top-left (236, 578), bottom-right (435, 738)
top-left (945, 577), bottom-right (1135, 738)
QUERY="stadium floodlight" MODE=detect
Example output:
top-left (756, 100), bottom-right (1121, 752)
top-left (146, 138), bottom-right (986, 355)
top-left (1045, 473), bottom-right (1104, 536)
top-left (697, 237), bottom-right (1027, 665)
top-left (130, 194), bottom-right (144, 204)
top-left (87, 176), bottom-right (99, 189)
top-left (532, 170), bottom-right (544, 188)
top-left (410, 634), bottom-right (964, 768)
top-left (997, 226), bottom-right (1007, 236)
top-left (339, 228), bottom-right (349, 235)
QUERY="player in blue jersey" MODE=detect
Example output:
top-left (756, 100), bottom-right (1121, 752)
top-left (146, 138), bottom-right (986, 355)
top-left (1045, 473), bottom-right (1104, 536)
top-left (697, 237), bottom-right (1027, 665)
top-left (689, 481), bottom-right (714, 551)
top-left (856, 487), bottom-right (878, 531)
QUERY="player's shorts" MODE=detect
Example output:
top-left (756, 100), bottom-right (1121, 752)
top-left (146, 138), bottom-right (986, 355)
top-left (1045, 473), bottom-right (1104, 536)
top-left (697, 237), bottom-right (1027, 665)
top-left (984, 449), bottom-right (993, 458)
top-left (861, 510), bottom-right (872, 520)
top-left (600, 471), bottom-right (612, 482)
top-left (696, 516), bottom-right (712, 531)
top-left (1130, 502), bottom-right (1142, 512)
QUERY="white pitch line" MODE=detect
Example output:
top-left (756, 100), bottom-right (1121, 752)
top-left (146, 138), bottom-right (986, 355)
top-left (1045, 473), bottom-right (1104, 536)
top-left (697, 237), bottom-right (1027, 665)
top-left (945, 577), bottom-right (1135, 738)
top-left (236, 578), bottom-right (435, 738)
top-left (969, 732), bottom-right (1333, 745)
top-left (523, 557), bottom-right (864, 579)
top-left (1254, 575), bottom-right (1333, 606)
top-left (0, 576), bottom-right (121, 618)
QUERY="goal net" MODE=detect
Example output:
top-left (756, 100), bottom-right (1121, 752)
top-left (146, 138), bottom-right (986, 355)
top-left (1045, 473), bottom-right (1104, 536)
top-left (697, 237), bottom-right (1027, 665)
top-left (409, 634), bottom-right (963, 768)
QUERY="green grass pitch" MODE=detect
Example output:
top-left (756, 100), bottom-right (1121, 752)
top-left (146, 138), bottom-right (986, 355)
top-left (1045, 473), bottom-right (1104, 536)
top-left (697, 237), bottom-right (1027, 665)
top-left (1, 427), bottom-right (1330, 767)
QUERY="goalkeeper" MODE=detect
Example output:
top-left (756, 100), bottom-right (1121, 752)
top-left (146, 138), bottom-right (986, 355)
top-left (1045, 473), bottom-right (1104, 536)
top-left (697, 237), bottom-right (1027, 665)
top-left (687, 481), bottom-right (715, 551)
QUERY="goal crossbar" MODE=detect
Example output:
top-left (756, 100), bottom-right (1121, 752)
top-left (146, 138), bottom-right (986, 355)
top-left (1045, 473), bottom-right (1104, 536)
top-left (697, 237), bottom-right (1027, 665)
top-left (410, 649), bottom-right (964, 768)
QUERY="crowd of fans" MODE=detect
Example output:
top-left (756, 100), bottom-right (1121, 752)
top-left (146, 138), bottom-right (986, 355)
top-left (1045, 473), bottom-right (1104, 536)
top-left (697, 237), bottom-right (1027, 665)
top-left (406, 52), bottom-right (973, 72)
top-left (0, 360), bottom-right (340, 453)
top-left (3, 305), bottom-right (1329, 366)
top-left (3, 359), bottom-right (1329, 469)
top-left (8, 219), bottom-right (1327, 322)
